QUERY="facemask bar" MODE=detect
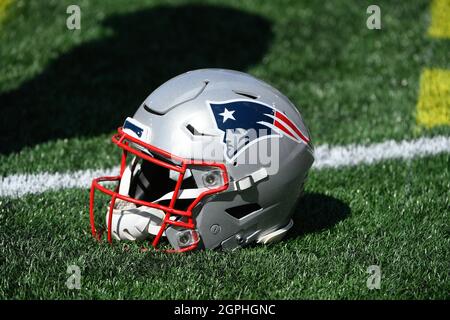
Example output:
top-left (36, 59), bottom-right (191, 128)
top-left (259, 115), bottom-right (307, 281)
top-left (89, 127), bottom-right (229, 252)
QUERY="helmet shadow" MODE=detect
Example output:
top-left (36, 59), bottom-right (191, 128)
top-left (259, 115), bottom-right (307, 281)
top-left (287, 192), bottom-right (351, 238)
top-left (0, 4), bottom-right (273, 154)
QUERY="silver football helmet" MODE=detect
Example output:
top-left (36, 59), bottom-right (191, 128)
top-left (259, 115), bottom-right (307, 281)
top-left (89, 69), bottom-right (314, 252)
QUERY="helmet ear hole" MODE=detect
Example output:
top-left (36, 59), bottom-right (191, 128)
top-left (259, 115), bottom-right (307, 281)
top-left (225, 203), bottom-right (262, 220)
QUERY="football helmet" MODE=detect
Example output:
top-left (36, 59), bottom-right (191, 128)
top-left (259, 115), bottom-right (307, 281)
top-left (89, 69), bottom-right (314, 252)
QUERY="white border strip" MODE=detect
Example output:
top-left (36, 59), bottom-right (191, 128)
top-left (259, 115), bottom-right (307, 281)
top-left (1, 136), bottom-right (449, 198)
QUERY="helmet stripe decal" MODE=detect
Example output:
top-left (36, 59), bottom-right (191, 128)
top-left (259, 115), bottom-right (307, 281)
top-left (275, 111), bottom-right (310, 143)
top-left (274, 119), bottom-right (298, 140)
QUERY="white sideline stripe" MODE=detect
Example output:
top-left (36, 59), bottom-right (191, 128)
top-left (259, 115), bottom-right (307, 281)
top-left (313, 135), bottom-right (450, 169)
top-left (0, 167), bottom-right (119, 198)
top-left (1, 136), bottom-right (449, 198)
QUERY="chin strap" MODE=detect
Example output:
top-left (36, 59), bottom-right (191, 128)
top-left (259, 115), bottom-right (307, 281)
top-left (109, 159), bottom-right (208, 241)
top-left (107, 186), bottom-right (207, 241)
top-left (107, 203), bottom-right (165, 240)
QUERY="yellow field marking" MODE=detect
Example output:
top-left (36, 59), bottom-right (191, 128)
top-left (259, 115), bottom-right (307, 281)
top-left (428, 0), bottom-right (450, 38)
top-left (0, 0), bottom-right (12, 24)
top-left (416, 69), bottom-right (450, 128)
top-left (416, 1), bottom-right (450, 128)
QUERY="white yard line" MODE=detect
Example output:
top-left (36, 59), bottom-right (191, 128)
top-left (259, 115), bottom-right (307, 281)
top-left (1, 135), bottom-right (450, 198)
top-left (313, 135), bottom-right (450, 169)
top-left (0, 167), bottom-right (119, 198)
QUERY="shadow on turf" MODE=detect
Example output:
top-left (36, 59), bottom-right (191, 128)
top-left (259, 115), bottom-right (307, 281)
top-left (0, 4), bottom-right (273, 154)
top-left (287, 193), bottom-right (351, 238)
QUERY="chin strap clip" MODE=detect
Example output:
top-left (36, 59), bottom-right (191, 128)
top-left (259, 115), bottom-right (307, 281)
top-left (231, 167), bottom-right (268, 191)
top-left (256, 219), bottom-right (294, 244)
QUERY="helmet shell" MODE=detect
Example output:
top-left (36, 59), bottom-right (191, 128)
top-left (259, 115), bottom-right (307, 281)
top-left (131, 69), bottom-right (314, 249)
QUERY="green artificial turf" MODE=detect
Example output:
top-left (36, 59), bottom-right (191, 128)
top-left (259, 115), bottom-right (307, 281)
top-left (1, 154), bottom-right (448, 299)
top-left (0, 0), bottom-right (449, 299)
top-left (1, 0), bottom-right (449, 174)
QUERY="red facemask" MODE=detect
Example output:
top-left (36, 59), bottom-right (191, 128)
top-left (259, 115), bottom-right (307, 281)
top-left (89, 127), bottom-right (229, 252)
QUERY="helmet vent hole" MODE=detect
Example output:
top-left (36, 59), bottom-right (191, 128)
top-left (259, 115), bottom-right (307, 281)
top-left (186, 124), bottom-right (204, 136)
top-left (225, 203), bottom-right (262, 219)
top-left (143, 104), bottom-right (165, 116)
top-left (233, 90), bottom-right (258, 100)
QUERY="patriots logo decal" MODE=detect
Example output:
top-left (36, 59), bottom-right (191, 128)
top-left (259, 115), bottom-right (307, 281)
top-left (208, 100), bottom-right (309, 161)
